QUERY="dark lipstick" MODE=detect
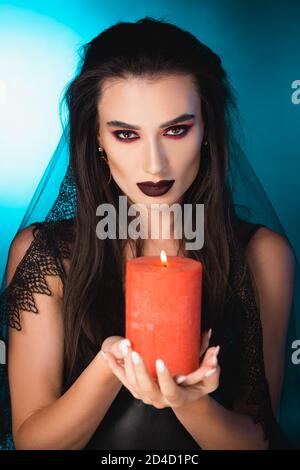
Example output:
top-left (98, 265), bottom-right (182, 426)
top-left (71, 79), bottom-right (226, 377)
top-left (136, 179), bottom-right (175, 197)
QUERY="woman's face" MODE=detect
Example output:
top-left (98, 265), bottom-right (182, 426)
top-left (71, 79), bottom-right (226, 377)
top-left (97, 74), bottom-right (205, 207)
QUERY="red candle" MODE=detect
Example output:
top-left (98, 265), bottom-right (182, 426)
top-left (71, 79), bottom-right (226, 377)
top-left (125, 251), bottom-right (202, 380)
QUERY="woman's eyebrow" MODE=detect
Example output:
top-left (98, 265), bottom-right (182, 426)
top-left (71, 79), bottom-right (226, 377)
top-left (106, 113), bottom-right (195, 130)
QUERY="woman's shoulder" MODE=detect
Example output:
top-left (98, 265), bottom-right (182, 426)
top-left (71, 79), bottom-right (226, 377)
top-left (230, 218), bottom-right (294, 308)
top-left (233, 217), bottom-right (264, 248)
top-left (236, 219), bottom-right (295, 268)
top-left (233, 217), bottom-right (292, 254)
top-left (242, 223), bottom-right (295, 295)
top-left (232, 218), bottom-right (295, 324)
top-left (6, 219), bottom-right (75, 285)
top-left (2, 219), bottom-right (75, 331)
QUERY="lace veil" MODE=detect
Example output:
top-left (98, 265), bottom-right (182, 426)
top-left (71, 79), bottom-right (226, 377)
top-left (0, 75), bottom-right (299, 448)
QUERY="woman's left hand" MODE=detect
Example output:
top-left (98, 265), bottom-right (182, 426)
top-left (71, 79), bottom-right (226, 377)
top-left (103, 332), bottom-right (220, 410)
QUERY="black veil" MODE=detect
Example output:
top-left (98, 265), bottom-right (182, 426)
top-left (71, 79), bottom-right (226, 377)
top-left (0, 92), bottom-right (299, 449)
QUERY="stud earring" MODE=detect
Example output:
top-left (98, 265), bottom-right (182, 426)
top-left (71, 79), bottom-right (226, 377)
top-left (203, 140), bottom-right (208, 146)
top-left (98, 146), bottom-right (112, 184)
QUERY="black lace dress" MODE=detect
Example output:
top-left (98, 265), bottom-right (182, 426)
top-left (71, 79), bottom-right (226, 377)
top-left (0, 218), bottom-right (293, 450)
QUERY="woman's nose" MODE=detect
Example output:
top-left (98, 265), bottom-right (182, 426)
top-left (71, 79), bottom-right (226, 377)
top-left (142, 140), bottom-right (169, 177)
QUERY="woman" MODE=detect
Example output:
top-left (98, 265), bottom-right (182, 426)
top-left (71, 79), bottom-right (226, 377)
top-left (0, 17), bottom-right (295, 449)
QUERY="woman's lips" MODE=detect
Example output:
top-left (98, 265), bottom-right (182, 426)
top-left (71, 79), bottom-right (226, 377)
top-left (136, 180), bottom-right (175, 197)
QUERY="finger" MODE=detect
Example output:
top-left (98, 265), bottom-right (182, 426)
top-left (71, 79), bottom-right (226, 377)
top-left (201, 364), bottom-right (220, 390)
top-left (119, 341), bottom-right (138, 388)
top-left (199, 328), bottom-right (212, 358)
top-left (106, 351), bottom-right (143, 400)
top-left (180, 346), bottom-right (220, 386)
top-left (203, 366), bottom-right (219, 380)
top-left (198, 344), bottom-right (219, 368)
top-left (111, 338), bottom-right (129, 360)
top-left (101, 347), bottom-right (124, 367)
top-left (201, 345), bottom-right (220, 369)
top-left (155, 359), bottom-right (185, 408)
top-left (131, 351), bottom-right (161, 401)
top-left (105, 351), bottom-right (133, 390)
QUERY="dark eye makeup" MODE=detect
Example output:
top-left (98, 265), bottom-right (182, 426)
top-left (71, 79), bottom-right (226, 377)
top-left (111, 124), bottom-right (194, 143)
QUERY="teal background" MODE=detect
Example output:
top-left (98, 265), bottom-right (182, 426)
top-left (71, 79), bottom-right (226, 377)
top-left (0, 0), bottom-right (299, 447)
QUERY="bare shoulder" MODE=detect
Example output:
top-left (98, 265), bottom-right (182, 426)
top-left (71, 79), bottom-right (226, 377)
top-left (245, 226), bottom-right (295, 270)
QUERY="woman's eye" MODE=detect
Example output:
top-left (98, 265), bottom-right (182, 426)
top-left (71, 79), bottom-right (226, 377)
top-left (164, 125), bottom-right (190, 137)
top-left (113, 124), bottom-right (191, 141)
top-left (114, 130), bottom-right (138, 140)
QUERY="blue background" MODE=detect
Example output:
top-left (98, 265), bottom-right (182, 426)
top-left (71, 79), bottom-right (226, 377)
top-left (0, 0), bottom-right (299, 447)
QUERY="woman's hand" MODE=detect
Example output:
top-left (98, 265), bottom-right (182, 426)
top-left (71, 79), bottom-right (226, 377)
top-left (100, 335), bottom-right (128, 364)
top-left (101, 330), bottom-right (220, 410)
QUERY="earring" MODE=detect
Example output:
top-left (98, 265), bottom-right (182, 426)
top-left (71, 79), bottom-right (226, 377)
top-left (98, 146), bottom-right (112, 184)
top-left (203, 140), bottom-right (208, 146)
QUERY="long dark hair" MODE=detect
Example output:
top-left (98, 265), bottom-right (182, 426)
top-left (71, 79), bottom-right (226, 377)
top-left (61, 16), bottom-right (244, 392)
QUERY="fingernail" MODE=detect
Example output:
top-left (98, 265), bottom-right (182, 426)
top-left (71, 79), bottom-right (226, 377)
top-left (100, 350), bottom-right (108, 361)
top-left (176, 375), bottom-right (186, 384)
top-left (131, 351), bottom-right (140, 365)
top-left (208, 328), bottom-right (212, 341)
top-left (204, 368), bottom-right (217, 378)
top-left (156, 359), bottom-right (165, 373)
top-left (212, 345), bottom-right (220, 366)
top-left (119, 339), bottom-right (131, 357)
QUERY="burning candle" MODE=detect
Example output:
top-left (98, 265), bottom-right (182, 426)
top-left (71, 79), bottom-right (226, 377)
top-left (125, 251), bottom-right (202, 380)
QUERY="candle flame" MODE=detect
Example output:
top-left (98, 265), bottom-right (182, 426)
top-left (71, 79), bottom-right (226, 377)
top-left (160, 250), bottom-right (168, 267)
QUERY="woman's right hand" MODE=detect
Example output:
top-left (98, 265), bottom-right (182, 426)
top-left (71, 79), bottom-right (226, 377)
top-left (100, 336), bottom-right (130, 365)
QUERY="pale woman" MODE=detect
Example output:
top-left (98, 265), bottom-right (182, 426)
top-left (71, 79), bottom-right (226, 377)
top-left (2, 17), bottom-right (294, 449)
